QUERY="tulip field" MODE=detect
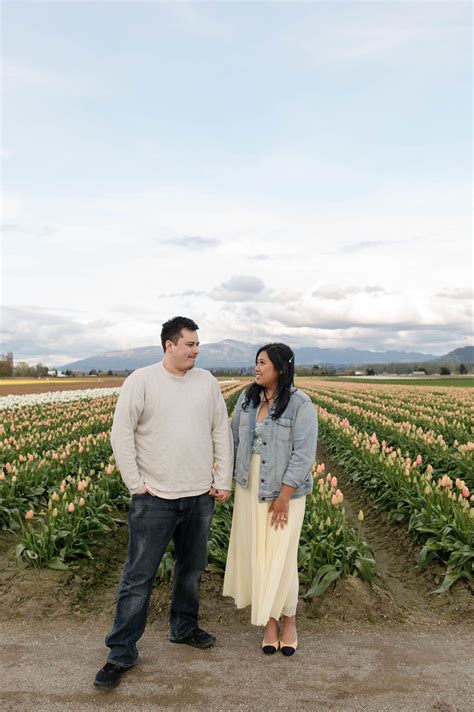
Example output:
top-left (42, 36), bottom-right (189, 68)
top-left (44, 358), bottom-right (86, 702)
top-left (299, 380), bottom-right (474, 592)
top-left (1, 377), bottom-right (472, 597)
top-left (0, 380), bottom-right (374, 598)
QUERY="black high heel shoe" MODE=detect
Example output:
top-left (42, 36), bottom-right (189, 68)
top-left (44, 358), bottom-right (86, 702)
top-left (280, 638), bottom-right (298, 656)
top-left (262, 639), bottom-right (279, 655)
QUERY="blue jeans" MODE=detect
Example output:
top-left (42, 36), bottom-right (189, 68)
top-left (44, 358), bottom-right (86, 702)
top-left (105, 491), bottom-right (215, 668)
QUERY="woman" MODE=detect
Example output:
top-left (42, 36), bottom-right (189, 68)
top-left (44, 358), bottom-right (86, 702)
top-left (223, 343), bottom-right (317, 655)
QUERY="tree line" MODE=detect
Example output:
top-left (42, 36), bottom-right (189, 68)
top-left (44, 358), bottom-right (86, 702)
top-left (0, 352), bottom-right (49, 378)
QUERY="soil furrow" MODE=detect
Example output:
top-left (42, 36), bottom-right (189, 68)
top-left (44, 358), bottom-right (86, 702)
top-left (317, 444), bottom-right (473, 626)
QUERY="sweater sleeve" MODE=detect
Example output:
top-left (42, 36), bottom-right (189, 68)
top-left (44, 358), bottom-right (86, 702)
top-left (211, 380), bottom-right (234, 490)
top-left (110, 373), bottom-right (146, 494)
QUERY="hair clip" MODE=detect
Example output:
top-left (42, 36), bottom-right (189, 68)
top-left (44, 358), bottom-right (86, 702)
top-left (288, 356), bottom-right (293, 363)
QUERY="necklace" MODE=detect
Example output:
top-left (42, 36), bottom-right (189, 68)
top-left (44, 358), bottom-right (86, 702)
top-left (264, 389), bottom-right (276, 403)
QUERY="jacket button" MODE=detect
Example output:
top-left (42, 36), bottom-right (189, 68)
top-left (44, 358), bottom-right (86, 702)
top-left (260, 479), bottom-right (264, 483)
top-left (261, 460), bottom-right (266, 464)
top-left (263, 442), bottom-right (267, 445)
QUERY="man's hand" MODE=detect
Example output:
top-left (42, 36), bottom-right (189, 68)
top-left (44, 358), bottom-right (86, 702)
top-left (209, 487), bottom-right (231, 503)
top-left (136, 483), bottom-right (156, 496)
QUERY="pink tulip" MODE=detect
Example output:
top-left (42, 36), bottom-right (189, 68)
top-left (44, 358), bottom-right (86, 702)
top-left (5, 462), bottom-right (11, 473)
top-left (0, 472), bottom-right (4, 481)
top-left (106, 465), bottom-right (114, 475)
top-left (440, 475), bottom-right (452, 489)
top-left (79, 497), bottom-right (85, 506)
top-left (326, 474), bottom-right (332, 483)
top-left (462, 486), bottom-right (470, 498)
top-left (330, 476), bottom-right (337, 489)
top-left (416, 454), bottom-right (422, 465)
top-left (25, 510), bottom-right (34, 520)
top-left (331, 494), bottom-right (338, 506)
top-left (11, 475), bottom-right (17, 483)
top-left (52, 452), bottom-right (58, 460)
top-left (77, 481), bottom-right (85, 492)
top-left (67, 502), bottom-right (75, 513)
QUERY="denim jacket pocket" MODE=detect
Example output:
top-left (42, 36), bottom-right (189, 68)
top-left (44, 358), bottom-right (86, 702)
top-left (275, 417), bottom-right (293, 442)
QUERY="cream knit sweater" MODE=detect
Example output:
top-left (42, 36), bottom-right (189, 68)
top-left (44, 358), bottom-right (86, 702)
top-left (111, 361), bottom-right (233, 497)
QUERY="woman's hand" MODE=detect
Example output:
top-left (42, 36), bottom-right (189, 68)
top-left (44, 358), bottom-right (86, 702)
top-left (268, 484), bottom-right (295, 529)
top-left (268, 494), bottom-right (290, 529)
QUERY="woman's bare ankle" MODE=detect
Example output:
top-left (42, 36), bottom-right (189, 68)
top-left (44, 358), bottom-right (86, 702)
top-left (264, 617), bottom-right (279, 641)
top-left (281, 615), bottom-right (297, 643)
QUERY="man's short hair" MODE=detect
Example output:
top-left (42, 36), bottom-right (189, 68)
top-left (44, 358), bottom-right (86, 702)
top-left (161, 316), bottom-right (199, 351)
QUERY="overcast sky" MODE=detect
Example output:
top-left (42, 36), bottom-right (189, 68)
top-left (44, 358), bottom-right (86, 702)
top-left (1, 1), bottom-right (472, 365)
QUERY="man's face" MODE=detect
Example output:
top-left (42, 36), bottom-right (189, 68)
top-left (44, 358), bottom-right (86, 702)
top-left (166, 328), bottom-right (200, 371)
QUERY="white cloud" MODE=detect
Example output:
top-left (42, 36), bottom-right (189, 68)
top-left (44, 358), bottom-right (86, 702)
top-left (2, 183), bottom-right (471, 361)
top-left (434, 287), bottom-right (473, 301)
top-left (1, 306), bottom-right (123, 364)
top-left (211, 275), bottom-right (265, 302)
top-left (161, 236), bottom-right (220, 249)
top-left (312, 284), bottom-right (388, 301)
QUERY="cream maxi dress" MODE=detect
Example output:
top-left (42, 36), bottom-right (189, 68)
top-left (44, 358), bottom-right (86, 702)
top-left (223, 421), bottom-right (306, 626)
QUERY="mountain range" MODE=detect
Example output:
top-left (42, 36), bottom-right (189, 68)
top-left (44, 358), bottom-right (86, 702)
top-left (60, 342), bottom-right (474, 372)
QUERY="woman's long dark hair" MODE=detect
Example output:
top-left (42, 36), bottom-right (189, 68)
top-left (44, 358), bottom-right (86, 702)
top-left (243, 343), bottom-right (295, 420)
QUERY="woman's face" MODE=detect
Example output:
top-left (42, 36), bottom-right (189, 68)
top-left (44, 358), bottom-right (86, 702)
top-left (255, 351), bottom-right (279, 391)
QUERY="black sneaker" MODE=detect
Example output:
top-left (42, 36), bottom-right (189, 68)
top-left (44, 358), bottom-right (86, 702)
top-left (169, 627), bottom-right (216, 649)
top-left (94, 662), bottom-right (129, 689)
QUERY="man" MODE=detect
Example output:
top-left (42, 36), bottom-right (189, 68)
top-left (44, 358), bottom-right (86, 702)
top-left (94, 316), bottom-right (233, 689)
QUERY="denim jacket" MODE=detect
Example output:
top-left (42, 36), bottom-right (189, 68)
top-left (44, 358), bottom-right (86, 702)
top-left (231, 387), bottom-right (318, 502)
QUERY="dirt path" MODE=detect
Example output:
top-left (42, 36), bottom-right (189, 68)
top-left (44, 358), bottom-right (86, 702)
top-left (1, 619), bottom-right (473, 712)
top-left (1, 524), bottom-right (473, 711)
